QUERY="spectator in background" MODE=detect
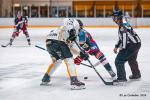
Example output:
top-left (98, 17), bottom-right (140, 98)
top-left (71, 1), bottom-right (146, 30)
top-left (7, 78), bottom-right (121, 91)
top-left (135, 3), bottom-right (142, 17)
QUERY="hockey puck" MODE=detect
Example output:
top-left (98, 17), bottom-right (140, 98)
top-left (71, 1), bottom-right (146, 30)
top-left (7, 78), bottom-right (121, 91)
top-left (84, 77), bottom-right (88, 80)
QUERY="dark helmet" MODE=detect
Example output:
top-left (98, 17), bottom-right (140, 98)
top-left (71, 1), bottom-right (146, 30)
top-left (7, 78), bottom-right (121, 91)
top-left (112, 10), bottom-right (123, 19)
top-left (77, 19), bottom-right (83, 28)
top-left (112, 10), bottom-right (123, 23)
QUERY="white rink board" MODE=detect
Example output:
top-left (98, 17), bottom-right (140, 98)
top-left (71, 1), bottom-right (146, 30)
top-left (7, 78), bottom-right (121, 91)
top-left (0, 18), bottom-right (150, 26)
top-left (0, 28), bottom-right (150, 100)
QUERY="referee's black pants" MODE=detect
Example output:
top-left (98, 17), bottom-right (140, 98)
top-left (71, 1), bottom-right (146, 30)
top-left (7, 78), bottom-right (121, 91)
top-left (115, 43), bottom-right (141, 80)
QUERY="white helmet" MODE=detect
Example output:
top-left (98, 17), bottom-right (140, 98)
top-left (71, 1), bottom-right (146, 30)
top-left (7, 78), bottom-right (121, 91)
top-left (63, 18), bottom-right (80, 35)
top-left (63, 18), bottom-right (74, 30)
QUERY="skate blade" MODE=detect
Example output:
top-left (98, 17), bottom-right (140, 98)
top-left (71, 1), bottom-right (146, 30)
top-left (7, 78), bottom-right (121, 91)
top-left (40, 82), bottom-right (51, 86)
top-left (70, 85), bottom-right (86, 90)
top-left (113, 82), bottom-right (127, 86)
top-left (129, 78), bottom-right (141, 81)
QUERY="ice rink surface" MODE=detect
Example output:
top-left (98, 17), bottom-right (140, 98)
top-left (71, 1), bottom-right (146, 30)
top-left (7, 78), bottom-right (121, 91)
top-left (0, 28), bottom-right (150, 100)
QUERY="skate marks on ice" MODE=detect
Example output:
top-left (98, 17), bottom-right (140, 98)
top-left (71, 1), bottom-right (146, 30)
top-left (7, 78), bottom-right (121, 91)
top-left (1, 44), bottom-right (32, 48)
top-left (134, 82), bottom-right (150, 100)
top-left (0, 62), bottom-right (46, 90)
top-left (138, 82), bottom-right (150, 93)
top-left (0, 75), bottom-right (108, 100)
top-left (0, 62), bottom-right (76, 100)
top-left (118, 81), bottom-right (150, 100)
top-left (0, 61), bottom-right (74, 90)
top-left (0, 76), bottom-right (74, 100)
top-left (0, 62), bottom-right (46, 78)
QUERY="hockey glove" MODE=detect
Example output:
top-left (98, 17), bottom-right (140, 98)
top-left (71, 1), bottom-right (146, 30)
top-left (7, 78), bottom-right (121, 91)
top-left (74, 56), bottom-right (84, 65)
top-left (74, 52), bottom-right (89, 65)
top-left (80, 43), bottom-right (98, 55)
top-left (80, 51), bottom-right (89, 60)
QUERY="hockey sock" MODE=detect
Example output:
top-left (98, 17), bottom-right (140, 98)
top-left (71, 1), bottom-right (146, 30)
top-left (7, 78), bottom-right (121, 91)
top-left (46, 63), bottom-right (55, 75)
top-left (47, 59), bottom-right (61, 76)
top-left (96, 51), bottom-right (112, 71)
top-left (100, 57), bottom-right (112, 71)
top-left (64, 58), bottom-right (77, 77)
top-left (103, 63), bottom-right (112, 71)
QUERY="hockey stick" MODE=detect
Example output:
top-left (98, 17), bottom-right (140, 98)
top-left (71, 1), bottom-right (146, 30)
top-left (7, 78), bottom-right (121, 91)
top-left (81, 61), bottom-right (100, 68)
top-left (1, 43), bottom-right (10, 47)
top-left (74, 40), bottom-right (113, 85)
top-left (35, 45), bottom-right (101, 68)
top-left (35, 45), bottom-right (47, 51)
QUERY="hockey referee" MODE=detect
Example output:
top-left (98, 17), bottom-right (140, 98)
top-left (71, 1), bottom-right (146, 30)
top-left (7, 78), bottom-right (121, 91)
top-left (112, 10), bottom-right (141, 84)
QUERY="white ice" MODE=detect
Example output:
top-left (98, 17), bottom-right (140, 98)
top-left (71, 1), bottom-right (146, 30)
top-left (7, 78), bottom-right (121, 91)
top-left (0, 28), bottom-right (150, 100)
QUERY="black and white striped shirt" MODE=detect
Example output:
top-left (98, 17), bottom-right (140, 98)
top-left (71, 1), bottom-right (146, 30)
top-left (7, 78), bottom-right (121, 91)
top-left (115, 23), bottom-right (141, 49)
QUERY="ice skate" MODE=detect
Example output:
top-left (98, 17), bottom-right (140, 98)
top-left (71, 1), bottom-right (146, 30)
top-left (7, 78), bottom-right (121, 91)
top-left (40, 73), bottom-right (51, 86)
top-left (113, 78), bottom-right (127, 86)
top-left (129, 74), bottom-right (141, 81)
top-left (70, 76), bottom-right (85, 90)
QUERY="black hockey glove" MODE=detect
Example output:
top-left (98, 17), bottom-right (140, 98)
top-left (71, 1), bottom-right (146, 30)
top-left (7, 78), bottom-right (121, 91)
top-left (80, 51), bottom-right (89, 60)
top-left (67, 29), bottom-right (77, 42)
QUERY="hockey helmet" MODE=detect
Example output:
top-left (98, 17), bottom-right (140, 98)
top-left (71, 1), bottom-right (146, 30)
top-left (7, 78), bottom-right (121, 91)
top-left (112, 10), bottom-right (123, 22)
top-left (63, 18), bottom-right (74, 31)
top-left (63, 18), bottom-right (80, 35)
top-left (17, 11), bottom-right (22, 18)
